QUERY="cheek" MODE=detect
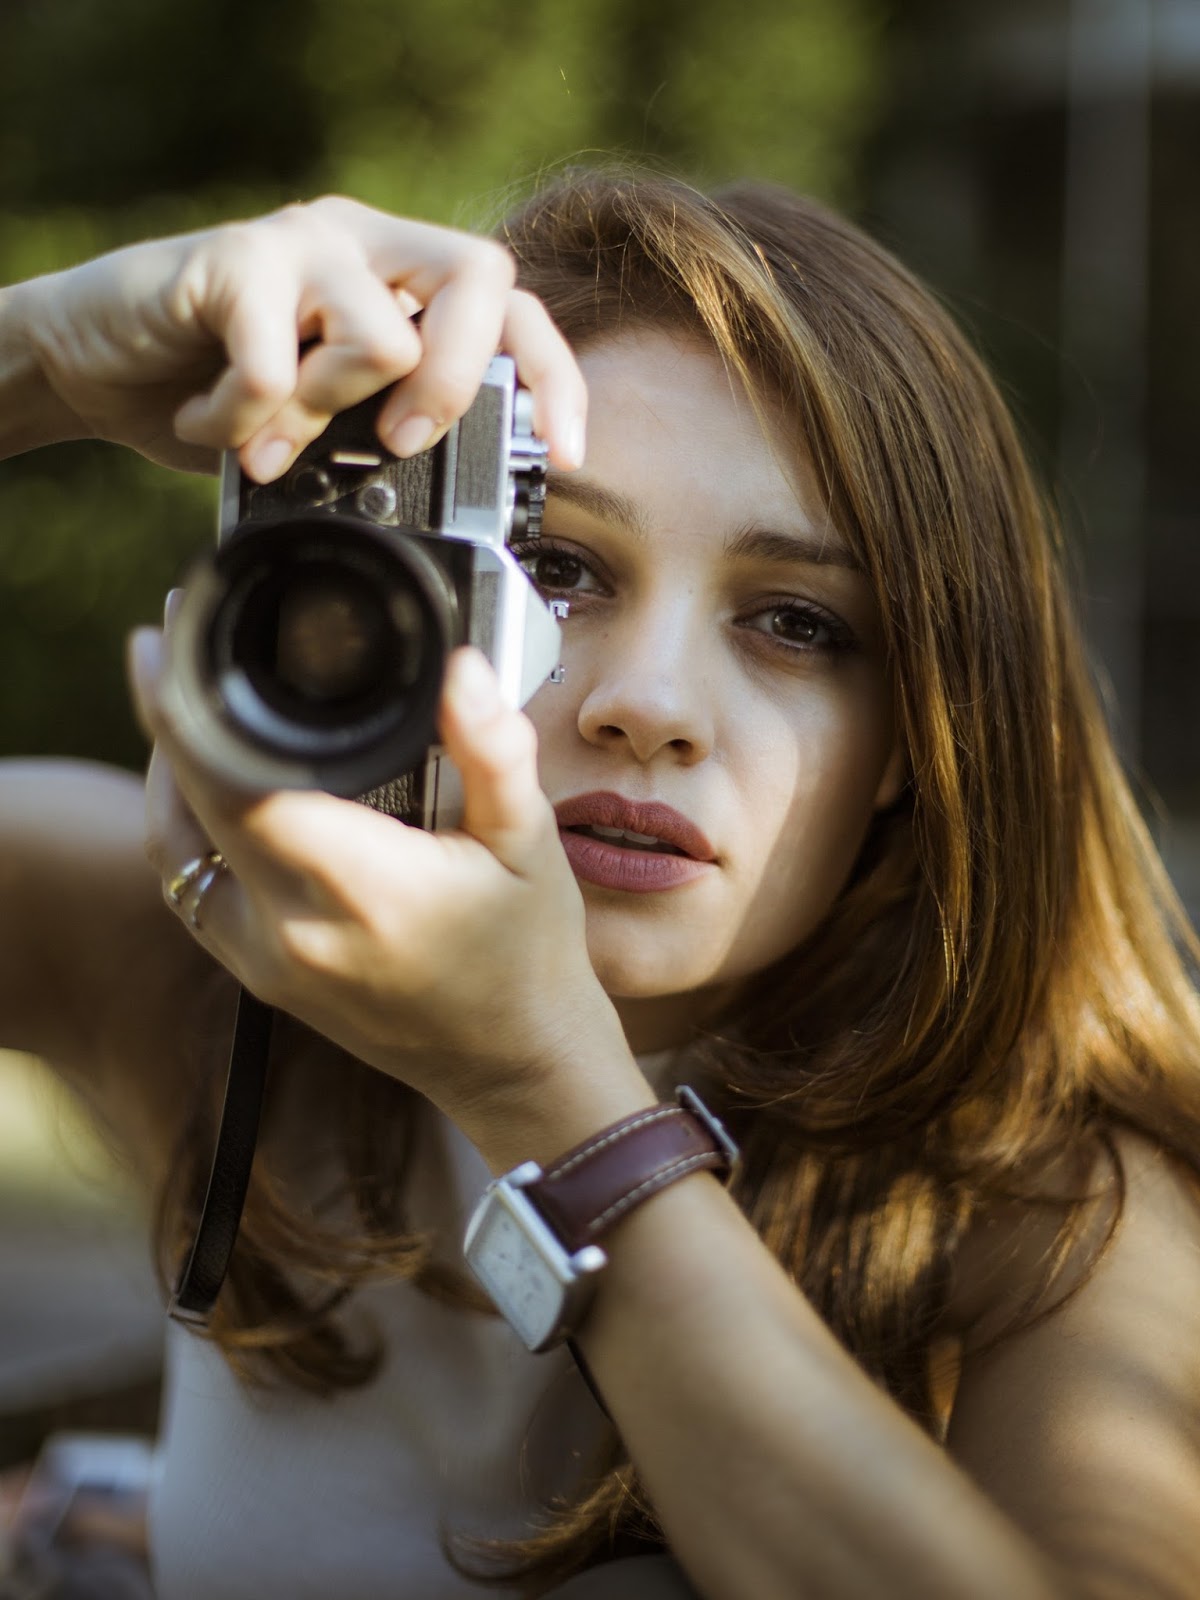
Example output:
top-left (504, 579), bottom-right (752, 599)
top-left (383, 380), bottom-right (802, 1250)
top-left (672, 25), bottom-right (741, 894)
top-left (728, 690), bottom-right (894, 963)
top-left (524, 684), bottom-right (570, 782)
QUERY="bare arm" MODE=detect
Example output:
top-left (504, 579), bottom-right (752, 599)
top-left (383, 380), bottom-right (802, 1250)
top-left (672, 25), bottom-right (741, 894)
top-left (0, 287), bottom-right (85, 457)
top-left (566, 1162), bottom-right (1061, 1600)
top-left (0, 199), bottom-right (587, 477)
top-left (945, 1135), bottom-right (1200, 1600)
top-left (0, 759), bottom-right (224, 1152)
top-left (504, 1112), bottom-right (1195, 1600)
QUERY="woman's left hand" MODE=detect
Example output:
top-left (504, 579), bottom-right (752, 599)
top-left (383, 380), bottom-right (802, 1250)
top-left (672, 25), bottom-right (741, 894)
top-left (127, 627), bottom-right (635, 1154)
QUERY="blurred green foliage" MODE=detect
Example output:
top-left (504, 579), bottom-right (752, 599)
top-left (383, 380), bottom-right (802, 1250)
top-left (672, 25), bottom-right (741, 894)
top-left (0, 0), bottom-right (886, 769)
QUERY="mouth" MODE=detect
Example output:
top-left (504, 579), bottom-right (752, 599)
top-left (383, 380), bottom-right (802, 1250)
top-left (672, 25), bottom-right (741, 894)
top-left (564, 823), bottom-right (687, 856)
top-left (553, 792), bottom-right (716, 860)
top-left (552, 794), bottom-right (717, 893)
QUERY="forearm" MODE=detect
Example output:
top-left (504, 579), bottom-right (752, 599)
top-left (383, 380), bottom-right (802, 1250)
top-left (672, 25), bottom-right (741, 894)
top-left (0, 280), bottom-right (85, 458)
top-left (460, 1050), bottom-right (1064, 1600)
top-left (573, 1173), bottom-right (1064, 1600)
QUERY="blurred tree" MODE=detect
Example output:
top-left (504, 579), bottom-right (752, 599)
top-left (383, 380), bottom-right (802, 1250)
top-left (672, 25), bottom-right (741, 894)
top-left (0, 0), bottom-right (886, 769)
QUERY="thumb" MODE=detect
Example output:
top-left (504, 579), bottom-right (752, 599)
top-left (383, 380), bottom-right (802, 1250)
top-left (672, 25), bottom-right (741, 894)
top-left (126, 625), bottom-right (165, 741)
top-left (438, 648), bottom-right (553, 873)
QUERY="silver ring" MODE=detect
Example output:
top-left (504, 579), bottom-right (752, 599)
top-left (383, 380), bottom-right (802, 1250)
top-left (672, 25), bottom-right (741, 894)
top-left (166, 849), bottom-right (228, 930)
top-left (187, 859), bottom-right (227, 930)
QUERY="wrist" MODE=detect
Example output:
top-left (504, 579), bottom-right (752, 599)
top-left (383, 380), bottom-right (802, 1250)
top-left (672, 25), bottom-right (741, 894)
top-left (463, 1084), bottom-right (739, 1352)
top-left (447, 1022), bottom-right (659, 1177)
top-left (0, 279), bottom-right (87, 458)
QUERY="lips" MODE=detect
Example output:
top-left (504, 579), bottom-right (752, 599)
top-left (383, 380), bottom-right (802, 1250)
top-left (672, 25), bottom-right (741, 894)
top-left (553, 791), bottom-right (717, 894)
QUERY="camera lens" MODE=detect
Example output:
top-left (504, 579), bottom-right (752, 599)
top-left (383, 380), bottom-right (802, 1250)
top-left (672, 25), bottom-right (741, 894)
top-left (274, 573), bottom-right (390, 704)
top-left (172, 514), bottom-right (460, 796)
top-left (230, 558), bottom-right (421, 724)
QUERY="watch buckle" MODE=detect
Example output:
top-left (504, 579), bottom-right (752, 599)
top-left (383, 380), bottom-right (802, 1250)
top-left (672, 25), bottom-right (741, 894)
top-left (676, 1083), bottom-right (741, 1180)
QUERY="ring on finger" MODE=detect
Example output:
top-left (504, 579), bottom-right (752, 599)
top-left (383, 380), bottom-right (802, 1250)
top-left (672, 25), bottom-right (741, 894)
top-left (186, 856), bottom-right (228, 931)
top-left (167, 850), bottom-right (227, 907)
top-left (167, 850), bottom-right (229, 929)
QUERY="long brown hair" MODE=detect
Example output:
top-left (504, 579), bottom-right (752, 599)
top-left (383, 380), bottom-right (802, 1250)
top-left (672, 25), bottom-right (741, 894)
top-left (154, 167), bottom-right (1200, 1593)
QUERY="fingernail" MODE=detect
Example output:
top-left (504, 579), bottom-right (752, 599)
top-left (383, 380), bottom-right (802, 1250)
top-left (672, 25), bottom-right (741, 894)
top-left (452, 648), bottom-right (502, 720)
top-left (250, 437), bottom-right (293, 481)
top-left (387, 414), bottom-right (439, 458)
top-left (163, 587), bottom-right (183, 627)
top-left (563, 415), bottom-right (586, 470)
top-left (127, 627), bottom-right (162, 701)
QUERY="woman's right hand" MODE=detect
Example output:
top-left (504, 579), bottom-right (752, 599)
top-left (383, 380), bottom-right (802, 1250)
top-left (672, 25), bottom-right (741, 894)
top-left (2, 196), bottom-right (586, 478)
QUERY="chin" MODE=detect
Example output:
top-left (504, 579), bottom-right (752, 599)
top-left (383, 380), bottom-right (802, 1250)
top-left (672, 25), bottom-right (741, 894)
top-left (584, 933), bottom-right (719, 1004)
top-left (591, 965), bottom-right (683, 1002)
top-left (587, 952), bottom-right (690, 1001)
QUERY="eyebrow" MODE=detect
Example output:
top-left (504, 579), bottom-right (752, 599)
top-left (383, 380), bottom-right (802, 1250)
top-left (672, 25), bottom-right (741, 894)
top-left (547, 475), bottom-right (650, 540)
top-left (547, 474), bottom-right (863, 574)
top-left (723, 524), bottom-right (861, 573)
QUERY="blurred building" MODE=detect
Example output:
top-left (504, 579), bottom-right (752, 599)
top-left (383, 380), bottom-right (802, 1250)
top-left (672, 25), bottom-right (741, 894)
top-left (863, 0), bottom-right (1200, 919)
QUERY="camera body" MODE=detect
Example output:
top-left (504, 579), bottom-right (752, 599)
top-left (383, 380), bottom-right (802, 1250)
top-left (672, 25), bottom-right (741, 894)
top-left (161, 356), bottom-right (562, 829)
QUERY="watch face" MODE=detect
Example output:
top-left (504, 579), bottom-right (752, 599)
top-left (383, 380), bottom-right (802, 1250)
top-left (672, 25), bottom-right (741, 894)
top-left (466, 1189), bottom-right (564, 1351)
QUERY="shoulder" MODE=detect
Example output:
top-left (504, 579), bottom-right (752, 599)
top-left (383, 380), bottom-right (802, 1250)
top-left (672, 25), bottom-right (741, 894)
top-left (943, 1129), bottom-right (1200, 1598)
top-left (944, 1127), bottom-right (1200, 1345)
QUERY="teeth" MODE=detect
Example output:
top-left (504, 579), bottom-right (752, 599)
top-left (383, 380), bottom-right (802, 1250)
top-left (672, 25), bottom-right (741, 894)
top-left (573, 823), bottom-right (682, 855)
top-left (590, 824), bottom-right (662, 846)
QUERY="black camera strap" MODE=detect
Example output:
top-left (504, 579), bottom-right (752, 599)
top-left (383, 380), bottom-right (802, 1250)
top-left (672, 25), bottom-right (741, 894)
top-left (168, 986), bottom-right (274, 1325)
top-left (167, 776), bottom-right (427, 1327)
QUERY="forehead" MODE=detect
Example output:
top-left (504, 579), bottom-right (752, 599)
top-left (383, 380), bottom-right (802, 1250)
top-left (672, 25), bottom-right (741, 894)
top-left (564, 329), bottom-right (840, 551)
top-left (577, 328), bottom-right (781, 445)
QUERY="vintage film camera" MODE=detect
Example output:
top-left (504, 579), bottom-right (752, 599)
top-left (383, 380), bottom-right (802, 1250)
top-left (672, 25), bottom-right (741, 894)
top-left (161, 356), bottom-right (564, 829)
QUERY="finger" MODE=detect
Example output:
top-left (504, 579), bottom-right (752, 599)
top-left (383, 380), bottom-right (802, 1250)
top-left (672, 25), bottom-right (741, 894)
top-left (127, 626), bottom-right (285, 887)
top-left (296, 287), bottom-right (422, 415)
top-left (141, 737), bottom-right (255, 973)
top-left (300, 203), bottom-right (514, 454)
top-left (377, 281), bottom-right (587, 469)
top-left (500, 289), bottom-right (588, 470)
top-left (144, 739), bottom-right (209, 884)
top-left (142, 706), bottom-right (240, 930)
top-left (162, 584), bottom-right (183, 631)
top-left (238, 271), bottom-right (425, 470)
top-left (437, 647), bottom-right (554, 875)
top-left (375, 240), bottom-right (516, 456)
top-left (128, 624), bottom-right (382, 908)
top-left (127, 625), bottom-right (163, 747)
top-left (172, 256), bottom-right (303, 469)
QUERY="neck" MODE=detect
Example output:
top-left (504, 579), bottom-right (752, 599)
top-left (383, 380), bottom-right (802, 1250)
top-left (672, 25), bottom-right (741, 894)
top-left (611, 982), bottom-right (742, 1058)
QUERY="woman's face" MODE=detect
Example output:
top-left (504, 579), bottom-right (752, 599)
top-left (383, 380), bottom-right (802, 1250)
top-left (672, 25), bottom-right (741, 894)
top-left (521, 330), bottom-right (904, 1052)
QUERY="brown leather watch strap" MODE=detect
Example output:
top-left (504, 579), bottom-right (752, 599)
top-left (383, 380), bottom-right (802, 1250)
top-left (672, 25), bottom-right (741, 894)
top-left (526, 1086), bottom-right (738, 1255)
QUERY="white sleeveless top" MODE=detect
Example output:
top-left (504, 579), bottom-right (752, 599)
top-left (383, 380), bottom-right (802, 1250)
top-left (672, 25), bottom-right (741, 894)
top-left (146, 1071), bottom-right (660, 1600)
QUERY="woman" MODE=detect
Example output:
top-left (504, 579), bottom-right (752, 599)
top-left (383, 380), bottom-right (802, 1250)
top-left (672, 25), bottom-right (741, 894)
top-left (1, 170), bottom-right (1199, 1599)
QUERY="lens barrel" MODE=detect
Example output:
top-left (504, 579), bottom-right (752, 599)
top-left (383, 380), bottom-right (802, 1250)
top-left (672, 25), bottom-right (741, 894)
top-left (164, 514), bottom-right (461, 797)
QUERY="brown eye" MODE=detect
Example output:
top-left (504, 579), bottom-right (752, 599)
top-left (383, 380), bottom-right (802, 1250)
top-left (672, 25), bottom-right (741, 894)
top-left (740, 599), bottom-right (855, 655)
top-left (770, 607), bottom-right (822, 645)
top-left (512, 538), bottom-right (605, 599)
top-left (531, 550), bottom-right (586, 589)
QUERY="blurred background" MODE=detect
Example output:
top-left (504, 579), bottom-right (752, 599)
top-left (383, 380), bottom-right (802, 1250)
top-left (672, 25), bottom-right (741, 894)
top-left (0, 0), bottom-right (1196, 1479)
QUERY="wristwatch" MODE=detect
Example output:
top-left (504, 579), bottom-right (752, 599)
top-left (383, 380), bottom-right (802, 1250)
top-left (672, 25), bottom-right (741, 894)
top-left (463, 1084), bottom-right (739, 1352)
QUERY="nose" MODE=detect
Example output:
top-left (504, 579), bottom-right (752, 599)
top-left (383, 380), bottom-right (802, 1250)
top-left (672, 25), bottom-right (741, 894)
top-left (574, 605), bottom-right (715, 766)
